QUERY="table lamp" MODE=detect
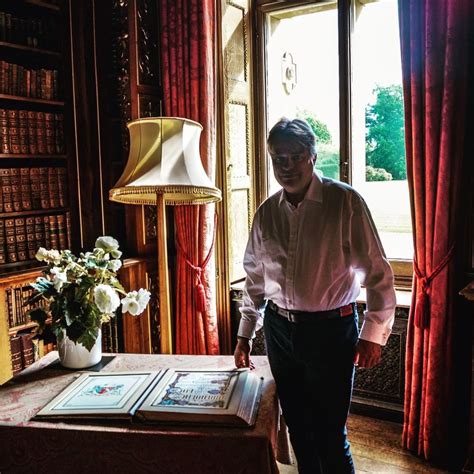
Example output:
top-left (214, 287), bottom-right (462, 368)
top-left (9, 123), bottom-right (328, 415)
top-left (109, 117), bottom-right (222, 354)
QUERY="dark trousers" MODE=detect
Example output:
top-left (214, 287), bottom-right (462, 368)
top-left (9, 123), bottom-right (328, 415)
top-left (264, 306), bottom-right (358, 474)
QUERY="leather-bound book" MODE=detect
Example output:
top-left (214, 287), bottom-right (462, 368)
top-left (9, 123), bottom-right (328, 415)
top-left (20, 333), bottom-right (34, 368)
top-left (10, 335), bottom-right (23, 376)
top-left (20, 167), bottom-right (32, 210)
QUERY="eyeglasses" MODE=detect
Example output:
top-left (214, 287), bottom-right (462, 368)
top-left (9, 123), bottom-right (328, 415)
top-left (270, 151), bottom-right (308, 166)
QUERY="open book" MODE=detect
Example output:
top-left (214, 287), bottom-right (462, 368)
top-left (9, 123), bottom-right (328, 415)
top-left (35, 368), bottom-right (263, 427)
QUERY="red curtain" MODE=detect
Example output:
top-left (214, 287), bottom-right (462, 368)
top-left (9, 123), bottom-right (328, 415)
top-left (399, 0), bottom-right (472, 467)
top-left (160, 0), bottom-right (219, 354)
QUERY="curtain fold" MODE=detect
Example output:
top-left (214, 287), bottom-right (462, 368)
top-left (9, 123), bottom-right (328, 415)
top-left (160, 0), bottom-right (219, 354)
top-left (398, 0), bottom-right (472, 466)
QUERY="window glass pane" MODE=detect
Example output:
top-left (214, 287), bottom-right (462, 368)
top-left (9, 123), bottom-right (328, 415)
top-left (265, 5), bottom-right (340, 196)
top-left (351, 0), bottom-right (413, 260)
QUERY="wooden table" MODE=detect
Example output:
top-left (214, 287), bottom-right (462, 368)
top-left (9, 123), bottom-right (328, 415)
top-left (0, 353), bottom-right (290, 474)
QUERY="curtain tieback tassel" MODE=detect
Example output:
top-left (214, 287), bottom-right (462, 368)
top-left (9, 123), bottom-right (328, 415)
top-left (176, 213), bottom-right (217, 313)
top-left (413, 244), bottom-right (455, 329)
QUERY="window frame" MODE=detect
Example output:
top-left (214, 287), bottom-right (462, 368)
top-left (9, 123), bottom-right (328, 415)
top-left (253, 0), bottom-right (413, 289)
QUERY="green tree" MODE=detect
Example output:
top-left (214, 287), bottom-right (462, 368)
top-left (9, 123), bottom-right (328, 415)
top-left (297, 109), bottom-right (332, 144)
top-left (365, 85), bottom-right (406, 180)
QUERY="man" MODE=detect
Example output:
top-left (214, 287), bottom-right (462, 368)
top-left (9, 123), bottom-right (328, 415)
top-left (234, 118), bottom-right (396, 473)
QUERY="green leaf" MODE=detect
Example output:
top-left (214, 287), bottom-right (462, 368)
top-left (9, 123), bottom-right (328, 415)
top-left (30, 278), bottom-right (55, 297)
top-left (78, 327), bottom-right (99, 352)
top-left (28, 308), bottom-right (48, 328)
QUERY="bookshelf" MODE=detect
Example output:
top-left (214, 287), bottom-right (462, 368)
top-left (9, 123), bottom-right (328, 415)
top-left (0, 0), bottom-right (70, 275)
top-left (0, 0), bottom-right (72, 384)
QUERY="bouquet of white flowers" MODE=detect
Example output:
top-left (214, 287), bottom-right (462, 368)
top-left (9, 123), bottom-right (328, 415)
top-left (28, 236), bottom-right (151, 351)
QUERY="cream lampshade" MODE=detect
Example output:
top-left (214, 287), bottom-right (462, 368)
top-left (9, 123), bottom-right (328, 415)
top-left (109, 117), bottom-right (221, 354)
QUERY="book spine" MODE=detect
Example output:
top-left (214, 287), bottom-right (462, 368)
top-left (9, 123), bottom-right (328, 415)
top-left (10, 63), bottom-right (17, 96)
top-left (49, 215), bottom-right (59, 250)
top-left (18, 109), bottom-right (29, 154)
top-left (26, 216), bottom-right (36, 260)
top-left (15, 286), bottom-right (23, 324)
top-left (7, 109), bottom-right (20, 155)
top-left (0, 13), bottom-right (5, 43)
top-left (20, 333), bottom-right (34, 368)
top-left (10, 167), bottom-right (21, 212)
top-left (6, 288), bottom-right (14, 327)
top-left (48, 166), bottom-right (59, 208)
top-left (0, 168), bottom-right (12, 212)
top-left (53, 69), bottom-right (59, 100)
top-left (35, 215), bottom-right (45, 250)
top-left (45, 112), bottom-right (55, 155)
top-left (10, 335), bottom-right (22, 375)
top-left (30, 69), bottom-right (37, 99)
top-left (66, 211), bottom-right (71, 248)
top-left (0, 219), bottom-right (5, 264)
top-left (57, 213), bottom-right (67, 250)
top-left (5, 218), bottom-right (17, 262)
top-left (0, 108), bottom-right (9, 154)
top-left (58, 167), bottom-right (68, 207)
top-left (36, 111), bottom-right (46, 155)
top-left (0, 60), bottom-right (5, 95)
top-left (20, 167), bottom-right (32, 210)
top-left (30, 167), bottom-right (41, 209)
top-left (27, 110), bottom-right (37, 154)
top-left (54, 113), bottom-right (65, 154)
top-left (15, 217), bottom-right (27, 261)
top-left (43, 215), bottom-right (51, 249)
top-left (39, 167), bottom-right (49, 209)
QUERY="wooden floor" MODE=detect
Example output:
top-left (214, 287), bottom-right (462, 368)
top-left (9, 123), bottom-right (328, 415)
top-left (277, 414), bottom-right (451, 473)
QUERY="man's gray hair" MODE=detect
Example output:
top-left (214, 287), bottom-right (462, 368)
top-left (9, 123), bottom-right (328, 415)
top-left (267, 118), bottom-right (317, 156)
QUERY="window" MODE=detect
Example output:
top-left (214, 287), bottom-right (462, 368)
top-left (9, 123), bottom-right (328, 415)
top-left (256, 0), bottom-right (412, 287)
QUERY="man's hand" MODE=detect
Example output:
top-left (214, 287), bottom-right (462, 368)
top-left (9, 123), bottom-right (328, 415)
top-left (234, 337), bottom-right (254, 369)
top-left (354, 339), bottom-right (382, 369)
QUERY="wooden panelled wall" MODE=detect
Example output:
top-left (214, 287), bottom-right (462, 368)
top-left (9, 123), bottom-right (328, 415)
top-left (67, 0), bottom-right (162, 353)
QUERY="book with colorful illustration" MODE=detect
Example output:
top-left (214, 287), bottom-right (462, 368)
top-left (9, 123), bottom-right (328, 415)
top-left (34, 369), bottom-right (263, 427)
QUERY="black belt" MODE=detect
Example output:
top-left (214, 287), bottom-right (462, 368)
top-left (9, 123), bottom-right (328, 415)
top-left (267, 300), bottom-right (355, 323)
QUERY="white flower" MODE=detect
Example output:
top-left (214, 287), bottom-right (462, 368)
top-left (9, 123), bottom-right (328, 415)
top-left (36, 248), bottom-right (61, 265)
top-left (95, 236), bottom-right (120, 253)
top-left (94, 284), bottom-right (121, 313)
top-left (121, 289), bottom-right (151, 316)
top-left (50, 267), bottom-right (68, 291)
top-left (36, 247), bottom-right (49, 261)
top-left (108, 259), bottom-right (122, 272)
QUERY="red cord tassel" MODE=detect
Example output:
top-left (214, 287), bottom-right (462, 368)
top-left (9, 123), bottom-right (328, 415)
top-left (195, 282), bottom-right (206, 313)
top-left (414, 288), bottom-right (430, 329)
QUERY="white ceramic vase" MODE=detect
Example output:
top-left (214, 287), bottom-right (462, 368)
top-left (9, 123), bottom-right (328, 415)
top-left (58, 328), bottom-right (102, 369)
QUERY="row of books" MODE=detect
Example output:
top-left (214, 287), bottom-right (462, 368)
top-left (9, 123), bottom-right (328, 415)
top-left (10, 332), bottom-right (56, 376)
top-left (0, 60), bottom-right (60, 100)
top-left (0, 212), bottom-right (71, 264)
top-left (0, 11), bottom-right (58, 51)
top-left (0, 167), bottom-right (68, 213)
top-left (5, 281), bottom-right (46, 328)
top-left (0, 109), bottom-right (65, 155)
top-left (102, 317), bottom-right (121, 353)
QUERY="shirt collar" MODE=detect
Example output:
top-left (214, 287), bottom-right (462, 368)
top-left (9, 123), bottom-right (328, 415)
top-left (278, 172), bottom-right (323, 206)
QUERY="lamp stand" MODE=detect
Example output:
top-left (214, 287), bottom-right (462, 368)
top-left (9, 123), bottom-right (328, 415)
top-left (156, 192), bottom-right (173, 354)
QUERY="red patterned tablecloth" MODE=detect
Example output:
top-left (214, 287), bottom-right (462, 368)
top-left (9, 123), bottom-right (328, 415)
top-left (0, 353), bottom-right (290, 474)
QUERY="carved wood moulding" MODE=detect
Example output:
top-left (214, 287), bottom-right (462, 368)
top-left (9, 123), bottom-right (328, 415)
top-left (148, 268), bottom-right (160, 353)
top-left (137, 0), bottom-right (160, 87)
top-left (111, 0), bottom-right (132, 153)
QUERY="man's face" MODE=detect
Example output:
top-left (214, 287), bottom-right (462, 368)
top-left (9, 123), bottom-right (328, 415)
top-left (269, 139), bottom-right (315, 198)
